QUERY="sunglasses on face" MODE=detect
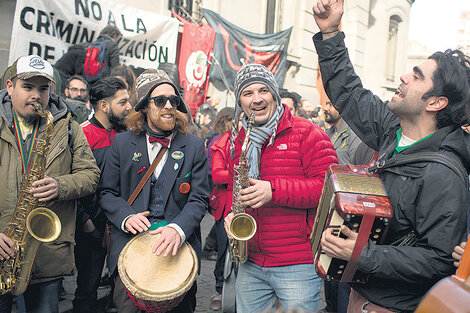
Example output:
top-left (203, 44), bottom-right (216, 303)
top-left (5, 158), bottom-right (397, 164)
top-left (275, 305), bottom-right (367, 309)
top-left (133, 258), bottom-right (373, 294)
top-left (148, 95), bottom-right (181, 108)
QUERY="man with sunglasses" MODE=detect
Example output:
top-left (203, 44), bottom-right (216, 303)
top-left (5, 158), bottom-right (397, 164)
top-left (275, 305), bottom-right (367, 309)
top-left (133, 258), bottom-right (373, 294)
top-left (99, 69), bottom-right (209, 312)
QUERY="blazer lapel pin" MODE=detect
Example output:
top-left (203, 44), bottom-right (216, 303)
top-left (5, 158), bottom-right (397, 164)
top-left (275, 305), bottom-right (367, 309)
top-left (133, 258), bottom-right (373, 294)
top-left (132, 152), bottom-right (142, 162)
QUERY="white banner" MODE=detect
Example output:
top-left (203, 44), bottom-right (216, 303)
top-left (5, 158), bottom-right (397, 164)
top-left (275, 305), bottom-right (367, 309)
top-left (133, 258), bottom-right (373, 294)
top-left (9, 0), bottom-right (179, 69)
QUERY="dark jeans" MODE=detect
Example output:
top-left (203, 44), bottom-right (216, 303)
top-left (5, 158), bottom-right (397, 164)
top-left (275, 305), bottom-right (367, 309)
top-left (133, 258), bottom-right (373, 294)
top-left (73, 228), bottom-right (107, 313)
top-left (214, 219), bottom-right (228, 294)
top-left (324, 280), bottom-right (350, 313)
top-left (113, 271), bottom-right (197, 313)
top-left (0, 294), bottom-right (12, 313)
top-left (17, 278), bottom-right (63, 313)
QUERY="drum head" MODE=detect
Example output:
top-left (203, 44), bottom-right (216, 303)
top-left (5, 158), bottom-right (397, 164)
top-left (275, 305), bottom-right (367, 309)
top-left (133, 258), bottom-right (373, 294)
top-left (118, 232), bottom-right (198, 301)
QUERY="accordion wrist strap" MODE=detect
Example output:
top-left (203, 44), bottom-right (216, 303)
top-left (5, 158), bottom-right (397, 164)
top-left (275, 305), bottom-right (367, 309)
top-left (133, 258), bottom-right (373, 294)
top-left (341, 210), bottom-right (375, 282)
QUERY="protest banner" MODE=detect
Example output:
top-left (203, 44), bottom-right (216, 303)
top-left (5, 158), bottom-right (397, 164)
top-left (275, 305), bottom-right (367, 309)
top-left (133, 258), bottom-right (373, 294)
top-left (9, 0), bottom-right (179, 69)
top-left (173, 12), bottom-right (215, 115)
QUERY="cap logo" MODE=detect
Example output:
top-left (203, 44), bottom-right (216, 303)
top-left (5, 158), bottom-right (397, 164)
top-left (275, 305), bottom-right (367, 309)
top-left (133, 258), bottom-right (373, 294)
top-left (29, 56), bottom-right (45, 70)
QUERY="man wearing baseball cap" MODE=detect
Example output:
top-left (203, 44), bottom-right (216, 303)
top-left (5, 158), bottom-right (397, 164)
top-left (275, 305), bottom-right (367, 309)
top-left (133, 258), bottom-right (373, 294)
top-left (99, 69), bottom-right (209, 312)
top-left (0, 55), bottom-right (100, 313)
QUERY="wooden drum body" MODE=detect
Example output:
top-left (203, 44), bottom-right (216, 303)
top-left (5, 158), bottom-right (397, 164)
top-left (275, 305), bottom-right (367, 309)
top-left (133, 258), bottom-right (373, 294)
top-left (310, 164), bottom-right (393, 283)
top-left (118, 232), bottom-right (198, 313)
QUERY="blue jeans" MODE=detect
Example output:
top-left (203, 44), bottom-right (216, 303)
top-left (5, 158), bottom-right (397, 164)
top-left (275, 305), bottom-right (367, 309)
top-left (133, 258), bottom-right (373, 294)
top-left (17, 278), bottom-right (62, 313)
top-left (236, 261), bottom-right (321, 313)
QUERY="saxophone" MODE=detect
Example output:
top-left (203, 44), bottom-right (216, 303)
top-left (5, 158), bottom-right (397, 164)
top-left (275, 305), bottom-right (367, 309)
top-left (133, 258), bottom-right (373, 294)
top-left (0, 103), bottom-right (62, 296)
top-left (229, 113), bottom-right (257, 263)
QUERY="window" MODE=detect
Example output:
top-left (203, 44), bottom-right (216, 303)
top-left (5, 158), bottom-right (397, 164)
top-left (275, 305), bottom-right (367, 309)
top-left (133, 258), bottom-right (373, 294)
top-left (385, 15), bottom-right (402, 81)
top-left (168, 0), bottom-right (193, 20)
top-left (266, 0), bottom-right (277, 34)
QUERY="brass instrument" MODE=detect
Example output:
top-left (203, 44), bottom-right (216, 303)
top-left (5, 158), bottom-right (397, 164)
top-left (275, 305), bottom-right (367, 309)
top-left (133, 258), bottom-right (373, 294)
top-left (229, 113), bottom-right (257, 263)
top-left (0, 103), bottom-right (62, 296)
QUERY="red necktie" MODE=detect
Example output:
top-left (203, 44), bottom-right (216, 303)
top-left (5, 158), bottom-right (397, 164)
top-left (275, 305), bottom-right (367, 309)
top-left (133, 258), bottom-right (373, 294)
top-left (148, 136), bottom-right (170, 148)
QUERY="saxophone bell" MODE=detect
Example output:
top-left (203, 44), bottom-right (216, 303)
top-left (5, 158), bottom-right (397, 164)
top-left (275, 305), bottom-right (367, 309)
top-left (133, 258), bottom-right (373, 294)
top-left (26, 207), bottom-right (61, 243)
top-left (230, 212), bottom-right (256, 241)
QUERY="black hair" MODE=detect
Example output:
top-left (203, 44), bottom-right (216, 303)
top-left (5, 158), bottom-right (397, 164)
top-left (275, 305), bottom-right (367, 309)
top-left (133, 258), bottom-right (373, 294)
top-left (89, 77), bottom-right (127, 109)
top-left (423, 49), bottom-right (470, 128)
top-left (279, 89), bottom-right (299, 109)
top-left (100, 25), bottom-right (122, 38)
top-left (65, 75), bottom-right (88, 89)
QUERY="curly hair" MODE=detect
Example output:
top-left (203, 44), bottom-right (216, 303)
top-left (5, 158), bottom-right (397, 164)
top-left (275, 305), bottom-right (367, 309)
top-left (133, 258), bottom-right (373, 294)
top-left (423, 49), bottom-right (470, 128)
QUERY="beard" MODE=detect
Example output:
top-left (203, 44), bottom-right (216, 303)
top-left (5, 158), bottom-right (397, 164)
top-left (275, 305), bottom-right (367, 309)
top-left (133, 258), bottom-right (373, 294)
top-left (324, 113), bottom-right (340, 124)
top-left (23, 112), bottom-right (41, 126)
top-left (108, 109), bottom-right (128, 132)
top-left (149, 109), bottom-right (176, 133)
top-left (71, 95), bottom-right (88, 103)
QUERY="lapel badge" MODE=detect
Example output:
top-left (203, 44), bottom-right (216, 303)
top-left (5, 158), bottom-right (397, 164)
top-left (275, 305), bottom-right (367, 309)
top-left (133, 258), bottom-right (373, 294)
top-left (179, 182), bottom-right (191, 194)
top-left (174, 163), bottom-right (179, 170)
top-left (171, 151), bottom-right (184, 160)
top-left (132, 152), bottom-right (142, 162)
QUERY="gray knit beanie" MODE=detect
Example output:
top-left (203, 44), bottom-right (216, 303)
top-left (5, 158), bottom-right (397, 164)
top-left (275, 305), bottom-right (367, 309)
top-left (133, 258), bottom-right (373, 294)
top-left (230, 63), bottom-right (284, 156)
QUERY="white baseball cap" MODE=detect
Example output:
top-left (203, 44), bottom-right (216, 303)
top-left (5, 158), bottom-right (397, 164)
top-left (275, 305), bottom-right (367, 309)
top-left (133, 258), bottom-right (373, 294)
top-left (6, 55), bottom-right (54, 83)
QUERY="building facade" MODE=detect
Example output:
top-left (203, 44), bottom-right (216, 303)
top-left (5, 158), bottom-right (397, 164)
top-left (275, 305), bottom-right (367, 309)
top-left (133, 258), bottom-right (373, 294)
top-left (0, 0), bottom-right (414, 106)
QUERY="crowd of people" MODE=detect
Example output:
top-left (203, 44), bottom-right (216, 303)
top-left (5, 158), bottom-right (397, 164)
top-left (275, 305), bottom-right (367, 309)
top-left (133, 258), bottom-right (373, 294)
top-left (0, 1), bottom-right (469, 313)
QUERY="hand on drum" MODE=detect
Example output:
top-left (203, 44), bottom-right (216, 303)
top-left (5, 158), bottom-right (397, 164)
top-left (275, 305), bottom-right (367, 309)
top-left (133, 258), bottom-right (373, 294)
top-left (125, 211), bottom-right (151, 235)
top-left (150, 226), bottom-right (181, 257)
top-left (224, 212), bottom-right (234, 238)
top-left (321, 225), bottom-right (357, 261)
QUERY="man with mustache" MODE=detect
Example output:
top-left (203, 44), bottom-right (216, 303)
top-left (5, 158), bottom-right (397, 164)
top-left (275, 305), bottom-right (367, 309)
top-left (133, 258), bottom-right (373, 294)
top-left (224, 63), bottom-right (337, 312)
top-left (99, 69), bottom-right (209, 312)
top-left (74, 76), bottom-right (131, 313)
top-left (312, 1), bottom-right (470, 312)
top-left (0, 55), bottom-right (100, 313)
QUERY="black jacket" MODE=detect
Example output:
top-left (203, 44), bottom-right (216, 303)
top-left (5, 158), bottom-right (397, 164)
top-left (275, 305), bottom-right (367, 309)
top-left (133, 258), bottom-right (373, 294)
top-left (54, 34), bottom-right (120, 90)
top-left (314, 31), bottom-right (470, 312)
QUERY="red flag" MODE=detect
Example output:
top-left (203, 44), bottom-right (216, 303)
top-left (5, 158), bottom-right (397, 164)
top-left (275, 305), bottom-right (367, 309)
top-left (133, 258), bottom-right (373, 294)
top-left (173, 12), bottom-right (216, 117)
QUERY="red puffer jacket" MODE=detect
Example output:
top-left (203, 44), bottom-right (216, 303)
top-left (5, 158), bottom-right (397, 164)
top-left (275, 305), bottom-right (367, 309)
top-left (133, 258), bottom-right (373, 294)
top-left (227, 105), bottom-right (338, 267)
top-left (209, 131), bottom-right (231, 222)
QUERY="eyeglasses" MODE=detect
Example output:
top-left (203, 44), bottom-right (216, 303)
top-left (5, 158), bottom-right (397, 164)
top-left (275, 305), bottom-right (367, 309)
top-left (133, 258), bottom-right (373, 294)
top-left (69, 87), bottom-right (87, 94)
top-left (148, 96), bottom-right (181, 108)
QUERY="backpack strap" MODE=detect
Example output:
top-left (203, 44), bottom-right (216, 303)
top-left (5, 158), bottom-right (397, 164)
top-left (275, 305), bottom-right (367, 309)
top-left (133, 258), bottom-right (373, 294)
top-left (372, 152), bottom-right (468, 189)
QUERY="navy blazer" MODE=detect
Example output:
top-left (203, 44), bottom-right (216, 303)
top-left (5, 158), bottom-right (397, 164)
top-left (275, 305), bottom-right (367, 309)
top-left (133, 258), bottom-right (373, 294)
top-left (99, 130), bottom-right (209, 273)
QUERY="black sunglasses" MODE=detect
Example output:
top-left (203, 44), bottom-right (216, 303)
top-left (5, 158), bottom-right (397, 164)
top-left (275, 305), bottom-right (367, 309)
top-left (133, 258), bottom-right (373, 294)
top-left (148, 95), bottom-right (181, 108)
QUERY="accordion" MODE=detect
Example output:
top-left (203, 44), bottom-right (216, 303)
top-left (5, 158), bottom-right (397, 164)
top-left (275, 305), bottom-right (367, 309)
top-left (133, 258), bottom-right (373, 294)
top-left (310, 164), bottom-right (393, 283)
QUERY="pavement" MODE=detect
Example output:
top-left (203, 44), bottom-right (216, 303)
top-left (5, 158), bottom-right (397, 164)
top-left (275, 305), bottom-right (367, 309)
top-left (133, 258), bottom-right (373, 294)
top-left (12, 212), bottom-right (325, 312)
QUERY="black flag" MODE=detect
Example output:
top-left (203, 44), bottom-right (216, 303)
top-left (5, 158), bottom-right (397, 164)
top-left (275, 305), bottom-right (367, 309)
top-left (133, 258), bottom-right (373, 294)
top-left (202, 8), bottom-right (292, 91)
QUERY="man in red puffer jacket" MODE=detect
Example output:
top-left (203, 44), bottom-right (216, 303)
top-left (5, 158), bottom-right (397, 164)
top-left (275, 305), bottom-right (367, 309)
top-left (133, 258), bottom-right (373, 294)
top-left (224, 64), bottom-right (338, 313)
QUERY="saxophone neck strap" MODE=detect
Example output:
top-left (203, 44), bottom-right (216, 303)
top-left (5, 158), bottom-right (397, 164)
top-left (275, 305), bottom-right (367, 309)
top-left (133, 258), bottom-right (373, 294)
top-left (12, 110), bottom-right (40, 175)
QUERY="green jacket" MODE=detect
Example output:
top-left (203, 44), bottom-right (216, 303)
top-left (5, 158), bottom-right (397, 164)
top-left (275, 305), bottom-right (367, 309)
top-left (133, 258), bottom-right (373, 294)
top-left (0, 90), bottom-right (100, 284)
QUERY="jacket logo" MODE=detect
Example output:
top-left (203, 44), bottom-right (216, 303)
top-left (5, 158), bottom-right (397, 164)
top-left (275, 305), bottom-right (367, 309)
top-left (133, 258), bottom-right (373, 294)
top-left (276, 144), bottom-right (287, 150)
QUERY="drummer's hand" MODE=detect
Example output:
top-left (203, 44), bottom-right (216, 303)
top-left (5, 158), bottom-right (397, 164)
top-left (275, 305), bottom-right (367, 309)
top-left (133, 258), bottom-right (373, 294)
top-left (452, 241), bottom-right (467, 268)
top-left (320, 225), bottom-right (357, 261)
top-left (224, 212), bottom-right (234, 239)
top-left (150, 226), bottom-right (181, 257)
top-left (125, 211), bottom-right (151, 235)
